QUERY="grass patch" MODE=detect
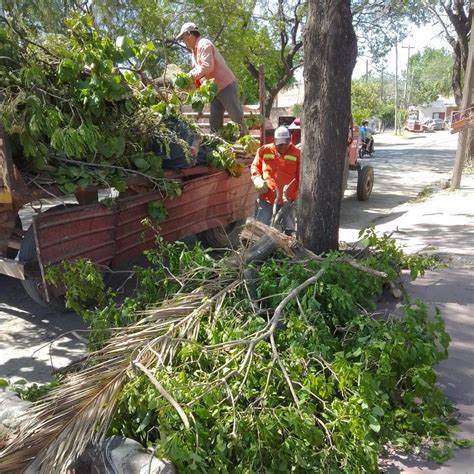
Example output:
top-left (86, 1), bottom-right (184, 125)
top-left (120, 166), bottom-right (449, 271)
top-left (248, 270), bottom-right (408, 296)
top-left (416, 186), bottom-right (435, 202)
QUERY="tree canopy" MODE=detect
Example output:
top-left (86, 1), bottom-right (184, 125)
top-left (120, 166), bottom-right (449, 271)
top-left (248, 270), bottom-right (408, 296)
top-left (408, 47), bottom-right (453, 106)
top-left (1, 0), bottom-right (470, 112)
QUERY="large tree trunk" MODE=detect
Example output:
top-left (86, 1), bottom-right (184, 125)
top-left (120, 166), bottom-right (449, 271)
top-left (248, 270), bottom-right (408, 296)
top-left (298, 0), bottom-right (357, 254)
top-left (452, 42), bottom-right (463, 106)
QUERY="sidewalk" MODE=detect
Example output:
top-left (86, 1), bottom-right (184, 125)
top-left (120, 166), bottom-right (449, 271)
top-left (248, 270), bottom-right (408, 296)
top-left (375, 174), bottom-right (474, 473)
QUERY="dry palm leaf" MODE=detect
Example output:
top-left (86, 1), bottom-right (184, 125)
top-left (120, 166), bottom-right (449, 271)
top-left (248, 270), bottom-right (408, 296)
top-left (0, 287), bottom-right (229, 473)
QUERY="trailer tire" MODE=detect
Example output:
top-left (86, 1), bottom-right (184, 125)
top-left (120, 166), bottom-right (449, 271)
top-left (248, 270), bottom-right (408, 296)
top-left (357, 166), bottom-right (374, 201)
top-left (198, 220), bottom-right (245, 249)
top-left (19, 204), bottom-right (77, 311)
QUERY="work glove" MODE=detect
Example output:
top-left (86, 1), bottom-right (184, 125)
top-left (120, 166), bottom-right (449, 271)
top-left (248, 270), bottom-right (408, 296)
top-left (252, 175), bottom-right (268, 193)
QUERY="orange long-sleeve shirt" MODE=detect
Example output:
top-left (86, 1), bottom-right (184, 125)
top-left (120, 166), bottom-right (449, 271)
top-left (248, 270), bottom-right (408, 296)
top-left (251, 143), bottom-right (300, 205)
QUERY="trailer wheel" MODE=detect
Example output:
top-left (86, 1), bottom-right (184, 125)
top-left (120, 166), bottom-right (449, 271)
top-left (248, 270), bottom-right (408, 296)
top-left (18, 204), bottom-right (76, 311)
top-left (357, 166), bottom-right (374, 201)
top-left (198, 220), bottom-right (245, 249)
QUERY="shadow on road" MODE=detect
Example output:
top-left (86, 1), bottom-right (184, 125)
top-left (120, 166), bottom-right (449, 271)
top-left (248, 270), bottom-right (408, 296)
top-left (0, 276), bottom-right (87, 383)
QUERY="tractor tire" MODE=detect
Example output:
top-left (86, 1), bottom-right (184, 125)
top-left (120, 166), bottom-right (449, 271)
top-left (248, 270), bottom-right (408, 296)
top-left (198, 220), bottom-right (245, 249)
top-left (18, 204), bottom-right (77, 311)
top-left (357, 166), bottom-right (374, 201)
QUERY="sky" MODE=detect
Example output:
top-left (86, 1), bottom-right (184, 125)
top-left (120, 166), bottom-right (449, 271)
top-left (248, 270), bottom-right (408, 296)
top-left (352, 22), bottom-right (451, 79)
top-left (292, 21), bottom-right (451, 86)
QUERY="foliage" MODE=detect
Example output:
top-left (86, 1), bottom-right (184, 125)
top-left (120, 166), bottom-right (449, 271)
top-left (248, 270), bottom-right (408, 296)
top-left (197, 136), bottom-right (243, 175)
top-left (108, 253), bottom-right (457, 471)
top-left (187, 79), bottom-right (219, 113)
top-left (174, 72), bottom-right (193, 90)
top-left (351, 80), bottom-right (382, 124)
top-left (359, 226), bottom-right (441, 280)
top-left (352, 0), bottom-right (430, 61)
top-left (46, 239), bottom-right (215, 349)
top-left (292, 103), bottom-right (303, 117)
top-left (4, 377), bottom-right (61, 402)
top-left (147, 200), bottom-right (168, 222)
top-left (0, 13), bottom-right (218, 195)
top-left (237, 135), bottom-right (259, 154)
top-left (408, 48), bottom-right (453, 106)
top-left (377, 103), bottom-right (396, 130)
top-left (45, 230), bottom-right (468, 471)
top-left (46, 258), bottom-right (111, 315)
top-left (218, 122), bottom-right (241, 143)
top-left (244, 113), bottom-right (265, 130)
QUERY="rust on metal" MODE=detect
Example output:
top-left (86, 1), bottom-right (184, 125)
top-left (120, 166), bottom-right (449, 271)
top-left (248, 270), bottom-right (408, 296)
top-left (26, 166), bottom-right (255, 296)
top-left (113, 168), bottom-right (255, 265)
top-left (34, 205), bottom-right (116, 268)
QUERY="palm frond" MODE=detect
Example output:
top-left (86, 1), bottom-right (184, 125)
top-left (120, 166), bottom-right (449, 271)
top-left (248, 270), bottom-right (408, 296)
top-left (0, 290), bottom-right (217, 473)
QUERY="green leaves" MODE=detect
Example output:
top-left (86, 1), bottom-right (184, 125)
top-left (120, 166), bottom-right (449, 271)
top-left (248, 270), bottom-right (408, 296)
top-left (174, 72), bottom-right (193, 90)
top-left (147, 200), bottom-right (168, 222)
top-left (218, 121), bottom-right (241, 143)
top-left (187, 79), bottom-right (219, 112)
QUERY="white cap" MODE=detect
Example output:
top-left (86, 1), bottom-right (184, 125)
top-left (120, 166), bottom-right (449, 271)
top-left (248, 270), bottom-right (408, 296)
top-left (274, 126), bottom-right (291, 145)
top-left (176, 22), bottom-right (199, 40)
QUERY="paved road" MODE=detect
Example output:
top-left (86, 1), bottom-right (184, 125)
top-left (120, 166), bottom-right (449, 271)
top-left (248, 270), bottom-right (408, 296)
top-left (341, 130), bottom-right (458, 242)
top-left (0, 131), bottom-right (460, 384)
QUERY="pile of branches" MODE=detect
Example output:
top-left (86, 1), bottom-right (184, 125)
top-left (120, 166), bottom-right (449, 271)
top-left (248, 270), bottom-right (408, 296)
top-left (0, 221), bottom-right (462, 472)
top-left (0, 13), bottom-right (234, 196)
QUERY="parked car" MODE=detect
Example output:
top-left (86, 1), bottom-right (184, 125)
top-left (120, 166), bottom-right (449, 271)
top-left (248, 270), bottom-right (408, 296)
top-left (422, 118), bottom-right (445, 131)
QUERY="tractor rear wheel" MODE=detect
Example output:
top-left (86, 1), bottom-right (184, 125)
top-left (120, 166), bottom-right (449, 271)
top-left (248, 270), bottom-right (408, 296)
top-left (357, 166), bottom-right (374, 201)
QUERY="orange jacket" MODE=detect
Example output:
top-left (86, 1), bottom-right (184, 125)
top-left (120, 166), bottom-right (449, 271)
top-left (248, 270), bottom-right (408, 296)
top-left (251, 143), bottom-right (300, 205)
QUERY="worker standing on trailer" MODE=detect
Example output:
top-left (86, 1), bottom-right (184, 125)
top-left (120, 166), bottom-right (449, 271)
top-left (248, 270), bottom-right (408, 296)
top-left (176, 22), bottom-right (248, 136)
top-left (251, 126), bottom-right (300, 235)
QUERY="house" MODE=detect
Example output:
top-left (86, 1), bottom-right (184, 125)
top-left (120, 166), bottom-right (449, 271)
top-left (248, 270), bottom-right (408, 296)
top-left (416, 97), bottom-right (457, 122)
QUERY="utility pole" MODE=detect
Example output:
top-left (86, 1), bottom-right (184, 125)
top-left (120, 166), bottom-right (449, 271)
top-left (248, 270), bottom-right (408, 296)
top-left (258, 64), bottom-right (266, 146)
top-left (402, 44), bottom-right (414, 107)
top-left (365, 59), bottom-right (369, 83)
top-left (394, 38), bottom-right (399, 135)
top-left (451, 10), bottom-right (474, 189)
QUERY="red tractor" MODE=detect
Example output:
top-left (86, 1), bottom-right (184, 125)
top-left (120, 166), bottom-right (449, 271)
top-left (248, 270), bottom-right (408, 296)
top-left (287, 118), bottom-right (374, 201)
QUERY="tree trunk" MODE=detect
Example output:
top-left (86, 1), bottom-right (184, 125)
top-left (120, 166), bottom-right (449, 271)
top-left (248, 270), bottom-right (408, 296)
top-left (264, 90), bottom-right (279, 118)
top-left (452, 41), bottom-right (463, 106)
top-left (298, 0), bottom-right (357, 254)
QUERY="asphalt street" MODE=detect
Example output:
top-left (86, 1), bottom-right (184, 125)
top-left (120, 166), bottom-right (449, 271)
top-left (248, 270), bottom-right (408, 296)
top-left (340, 130), bottom-right (459, 242)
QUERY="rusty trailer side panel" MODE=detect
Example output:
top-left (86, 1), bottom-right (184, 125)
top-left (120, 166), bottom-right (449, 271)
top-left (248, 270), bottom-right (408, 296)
top-left (113, 168), bottom-right (255, 265)
top-left (34, 206), bottom-right (117, 268)
top-left (33, 167), bottom-right (256, 274)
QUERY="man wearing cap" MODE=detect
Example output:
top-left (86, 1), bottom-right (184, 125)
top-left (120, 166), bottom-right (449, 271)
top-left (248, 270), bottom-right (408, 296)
top-left (176, 22), bottom-right (247, 136)
top-left (251, 126), bottom-right (300, 234)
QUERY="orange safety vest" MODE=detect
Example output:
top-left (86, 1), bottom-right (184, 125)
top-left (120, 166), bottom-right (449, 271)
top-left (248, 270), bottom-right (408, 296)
top-left (251, 143), bottom-right (300, 205)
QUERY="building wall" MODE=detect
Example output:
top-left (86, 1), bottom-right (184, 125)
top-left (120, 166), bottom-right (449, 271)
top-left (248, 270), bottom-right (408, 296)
top-left (418, 97), bottom-right (456, 121)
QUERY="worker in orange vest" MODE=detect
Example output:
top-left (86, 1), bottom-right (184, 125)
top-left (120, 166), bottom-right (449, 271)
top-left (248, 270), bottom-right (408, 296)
top-left (176, 22), bottom-right (247, 136)
top-left (251, 126), bottom-right (300, 235)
